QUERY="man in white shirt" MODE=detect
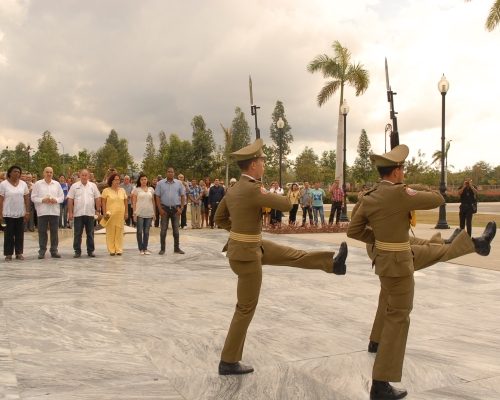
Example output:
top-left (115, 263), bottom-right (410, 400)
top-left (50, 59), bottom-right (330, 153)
top-left (31, 166), bottom-right (65, 259)
top-left (269, 181), bottom-right (284, 226)
top-left (67, 169), bottom-right (101, 258)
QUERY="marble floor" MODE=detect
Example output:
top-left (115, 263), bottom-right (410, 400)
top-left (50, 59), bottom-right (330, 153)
top-left (0, 228), bottom-right (499, 399)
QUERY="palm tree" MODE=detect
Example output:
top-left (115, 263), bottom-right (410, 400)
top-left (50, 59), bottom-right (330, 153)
top-left (466, 0), bottom-right (500, 31)
top-left (432, 140), bottom-right (452, 187)
top-left (221, 123), bottom-right (232, 185)
top-left (307, 41), bottom-right (369, 188)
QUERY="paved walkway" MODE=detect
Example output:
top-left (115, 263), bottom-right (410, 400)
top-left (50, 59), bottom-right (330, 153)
top-left (0, 224), bottom-right (498, 399)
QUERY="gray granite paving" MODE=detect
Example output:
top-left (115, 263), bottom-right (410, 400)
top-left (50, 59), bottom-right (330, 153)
top-left (0, 226), bottom-right (499, 399)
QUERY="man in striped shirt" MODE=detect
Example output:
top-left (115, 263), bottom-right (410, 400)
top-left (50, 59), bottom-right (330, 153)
top-left (328, 179), bottom-right (344, 225)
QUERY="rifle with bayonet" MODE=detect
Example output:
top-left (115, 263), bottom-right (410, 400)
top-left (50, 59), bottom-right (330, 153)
top-left (385, 58), bottom-right (399, 150)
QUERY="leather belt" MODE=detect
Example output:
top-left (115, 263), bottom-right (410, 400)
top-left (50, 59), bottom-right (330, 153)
top-left (229, 231), bottom-right (262, 243)
top-left (375, 240), bottom-right (411, 252)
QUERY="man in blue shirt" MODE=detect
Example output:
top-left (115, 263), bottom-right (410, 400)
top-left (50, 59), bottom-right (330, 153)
top-left (310, 182), bottom-right (326, 226)
top-left (154, 167), bottom-right (186, 254)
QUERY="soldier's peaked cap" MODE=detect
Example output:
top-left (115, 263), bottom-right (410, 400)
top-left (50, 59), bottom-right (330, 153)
top-left (231, 138), bottom-right (266, 161)
top-left (370, 144), bottom-right (409, 167)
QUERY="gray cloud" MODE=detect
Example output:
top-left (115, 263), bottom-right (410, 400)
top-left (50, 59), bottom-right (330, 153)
top-left (0, 0), bottom-right (498, 171)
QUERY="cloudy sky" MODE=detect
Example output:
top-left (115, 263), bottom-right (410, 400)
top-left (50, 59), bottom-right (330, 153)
top-left (0, 0), bottom-right (498, 172)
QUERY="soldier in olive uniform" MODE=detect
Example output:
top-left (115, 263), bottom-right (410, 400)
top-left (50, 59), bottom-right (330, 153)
top-left (216, 139), bottom-right (348, 376)
top-left (352, 195), bottom-right (496, 356)
top-left (347, 145), bottom-right (496, 400)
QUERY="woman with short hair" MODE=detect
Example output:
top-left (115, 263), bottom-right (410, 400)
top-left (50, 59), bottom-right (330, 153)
top-left (0, 165), bottom-right (30, 261)
top-left (101, 173), bottom-right (128, 255)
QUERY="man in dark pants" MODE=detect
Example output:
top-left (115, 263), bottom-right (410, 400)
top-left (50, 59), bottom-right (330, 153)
top-left (177, 173), bottom-right (190, 229)
top-left (208, 178), bottom-right (225, 228)
top-left (328, 178), bottom-right (344, 224)
top-left (155, 167), bottom-right (186, 255)
top-left (152, 175), bottom-right (161, 227)
top-left (31, 167), bottom-right (64, 259)
top-left (458, 178), bottom-right (478, 236)
top-left (67, 169), bottom-right (101, 258)
top-left (348, 145), bottom-right (443, 400)
top-left (299, 181), bottom-right (313, 226)
top-left (121, 175), bottom-right (134, 227)
top-left (216, 138), bottom-right (348, 376)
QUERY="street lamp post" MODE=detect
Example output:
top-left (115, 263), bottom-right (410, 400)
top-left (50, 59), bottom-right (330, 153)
top-left (340, 100), bottom-right (349, 222)
top-left (58, 141), bottom-right (65, 176)
top-left (276, 117), bottom-right (285, 188)
top-left (384, 123), bottom-right (392, 153)
top-left (435, 74), bottom-right (450, 229)
top-left (26, 145), bottom-right (32, 172)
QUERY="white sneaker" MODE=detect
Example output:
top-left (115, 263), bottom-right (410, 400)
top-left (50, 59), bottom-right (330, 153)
top-left (143, 250), bottom-right (151, 255)
top-left (140, 250), bottom-right (145, 255)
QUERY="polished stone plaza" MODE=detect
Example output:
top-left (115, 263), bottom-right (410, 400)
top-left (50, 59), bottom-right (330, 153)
top-left (0, 226), bottom-right (499, 399)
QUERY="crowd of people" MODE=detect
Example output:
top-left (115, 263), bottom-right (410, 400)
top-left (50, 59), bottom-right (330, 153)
top-left (0, 164), bottom-right (349, 262)
top-left (0, 138), bottom-right (496, 400)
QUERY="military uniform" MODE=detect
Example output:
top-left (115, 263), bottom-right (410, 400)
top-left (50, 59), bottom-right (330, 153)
top-left (217, 139), bottom-right (345, 367)
top-left (347, 145), bottom-right (446, 384)
top-left (351, 179), bottom-right (482, 358)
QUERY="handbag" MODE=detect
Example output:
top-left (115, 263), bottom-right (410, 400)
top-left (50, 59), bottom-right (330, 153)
top-left (472, 202), bottom-right (478, 214)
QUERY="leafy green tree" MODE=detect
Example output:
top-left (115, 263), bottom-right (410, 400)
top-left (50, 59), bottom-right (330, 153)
top-left (157, 131), bottom-right (169, 173)
top-left (141, 133), bottom-right (158, 179)
top-left (220, 123), bottom-right (232, 184)
top-left (0, 143), bottom-right (31, 172)
top-left (103, 129), bottom-right (134, 173)
top-left (31, 131), bottom-right (62, 176)
top-left (490, 165), bottom-right (500, 185)
top-left (351, 129), bottom-right (376, 186)
top-left (294, 147), bottom-right (320, 183)
top-left (0, 147), bottom-right (16, 171)
top-left (471, 161), bottom-right (492, 185)
top-left (262, 144), bottom-right (279, 184)
top-left (94, 144), bottom-right (119, 179)
top-left (71, 149), bottom-right (95, 174)
top-left (229, 107), bottom-right (251, 178)
top-left (163, 133), bottom-right (193, 177)
top-left (269, 100), bottom-right (293, 155)
top-left (320, 150), bottom-right (337, 185)
top-left (191, 115), bottom-right (215, 178)
top-left (404, 150), bottom-right (439, 186)
top-left (307, 40), bottom-right (370, 187)
top-left (231, 107), bottom-right (251, 151)
top-left (269, 100), bottom-right (293, 186)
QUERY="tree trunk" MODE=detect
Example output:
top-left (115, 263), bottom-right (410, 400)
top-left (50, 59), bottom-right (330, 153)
top-left (335, 109), bottom-right (343, 185)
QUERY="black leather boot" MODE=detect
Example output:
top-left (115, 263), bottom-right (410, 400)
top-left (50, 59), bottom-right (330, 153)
top-left (472, 221), bottom-right (497, 256)
top-left (332, 241), bottom-right (347, 275)
top-left (368, 340), bottom-right (379, 353)
top-left (444, 228), bottom-right (462, 244)
top-left (218, 361), bottom-right (254, 375)
top-left (370, 380), bottom-right (407, 400)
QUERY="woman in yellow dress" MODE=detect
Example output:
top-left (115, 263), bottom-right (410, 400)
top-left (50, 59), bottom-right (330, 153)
top-left (101, 173), bottom-right (128, 255)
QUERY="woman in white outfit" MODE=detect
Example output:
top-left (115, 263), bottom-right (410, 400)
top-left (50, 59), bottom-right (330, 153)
top-left (132, 173), bottom-right (156, 255)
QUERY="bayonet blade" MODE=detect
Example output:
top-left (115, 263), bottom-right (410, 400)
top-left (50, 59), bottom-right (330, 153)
top-left (385, 57), bottom-right (390, 92)
top-left (249, 75), bottom-right (254, 105)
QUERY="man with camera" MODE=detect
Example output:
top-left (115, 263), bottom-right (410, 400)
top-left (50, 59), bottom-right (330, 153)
top-left (458, 178), bottom-right (478, 236)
